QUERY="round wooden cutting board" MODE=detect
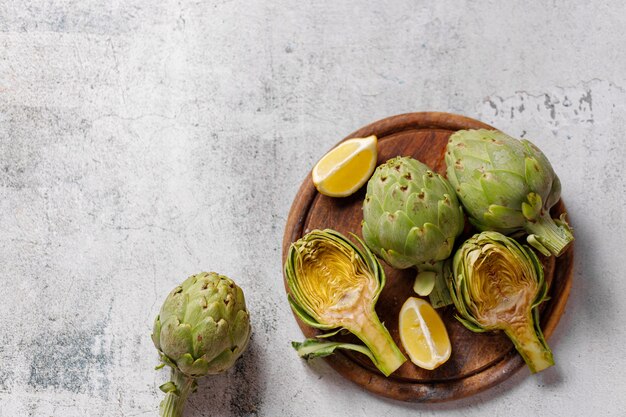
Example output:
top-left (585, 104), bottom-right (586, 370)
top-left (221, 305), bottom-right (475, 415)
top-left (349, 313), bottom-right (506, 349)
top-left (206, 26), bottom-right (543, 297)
top-left (282, 112), bottom-right (574, 402)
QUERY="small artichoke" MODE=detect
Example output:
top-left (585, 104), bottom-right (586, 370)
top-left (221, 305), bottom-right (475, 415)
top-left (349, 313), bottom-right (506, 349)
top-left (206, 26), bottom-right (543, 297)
top-left (286, 229), bottom-right (406, 376)
top-left (152, 272), bottom-right (251, 417)
top-left (445, 129), bottom-right (573, 257)
top-left (448, 231), bottom-right (554, 373)
top-left (362, 156), bottom-right (464, 307)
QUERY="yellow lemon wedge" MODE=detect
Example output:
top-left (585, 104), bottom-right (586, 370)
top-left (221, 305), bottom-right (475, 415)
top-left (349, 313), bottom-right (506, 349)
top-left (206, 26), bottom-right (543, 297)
top-left (312, 135), bottom-right (377, 197)
top-left (399, 297), bottom-right (451, 370)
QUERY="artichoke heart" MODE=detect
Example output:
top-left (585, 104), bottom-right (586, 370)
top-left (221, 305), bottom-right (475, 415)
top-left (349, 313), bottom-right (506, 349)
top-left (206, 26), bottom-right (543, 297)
top-left (286, 229), bottom-right (406, 376)
top-left (448, 232), bottom-right (554, 373)
top-left (362, 156), bottom-right (465, 307)
top-left (445, 129), bottom-right (573, 257)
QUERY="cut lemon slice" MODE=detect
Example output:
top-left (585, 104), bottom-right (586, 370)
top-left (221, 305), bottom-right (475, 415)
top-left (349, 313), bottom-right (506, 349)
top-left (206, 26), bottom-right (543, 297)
top-left (312, 135), bottom-right (377, 197)
top-left (399, 297), bottom-right (451, 370)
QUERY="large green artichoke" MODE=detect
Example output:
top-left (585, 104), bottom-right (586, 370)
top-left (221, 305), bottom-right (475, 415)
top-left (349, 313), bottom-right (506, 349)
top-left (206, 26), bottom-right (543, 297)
top-left (361, 156), bottom-right (464, 307)
top-left (152, 272), bottom-right (251, 417)
top-left (448, 231), bottom-right (554, 373)
top-left (445, 129), bottom-right (573, 257)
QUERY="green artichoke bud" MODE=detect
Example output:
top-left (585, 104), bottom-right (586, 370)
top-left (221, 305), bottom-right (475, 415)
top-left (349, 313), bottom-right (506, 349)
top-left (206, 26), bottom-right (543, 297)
top-left (361, 156), bottom-right (464, 307)
top-left (448, 231), bottom-right (554, 373)
top-left (445, 129), bottom-right (573, 257)
top-left (285, 229), bottom-right (406, 376)
top-left (152, 272), bottom-right (251, 417)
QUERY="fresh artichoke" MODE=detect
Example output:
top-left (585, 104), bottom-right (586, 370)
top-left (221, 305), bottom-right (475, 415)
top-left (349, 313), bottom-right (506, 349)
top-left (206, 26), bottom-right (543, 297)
top-left (361, 156), bottom-right (464, 307)
top-left (445, 129), bottom-right (573, 257)
top-left (152, 272), bottom-right (251, 417)
top-left (285, 229), bottom-right (406, 376)
top-left (448, 231), bottom-right (554, 373)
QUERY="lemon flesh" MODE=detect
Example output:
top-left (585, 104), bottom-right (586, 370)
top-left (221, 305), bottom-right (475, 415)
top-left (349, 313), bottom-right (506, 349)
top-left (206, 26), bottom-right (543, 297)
top-left (399, 297), bottom-right (451, 370)
top-left (312, 136), bottom-right (377, 197)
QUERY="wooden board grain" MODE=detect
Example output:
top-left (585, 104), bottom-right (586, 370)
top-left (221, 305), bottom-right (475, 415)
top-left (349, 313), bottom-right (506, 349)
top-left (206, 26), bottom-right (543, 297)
top-left (282, 112), bottom-right (573, 402)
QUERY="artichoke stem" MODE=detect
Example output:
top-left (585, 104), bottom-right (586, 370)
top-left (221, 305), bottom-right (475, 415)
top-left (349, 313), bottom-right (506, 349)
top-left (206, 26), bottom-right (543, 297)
top-left (353, 311), bottom-right (406, 376)
top-left (505, 320), bottom-right (554, 373)
top-left (525, 213), bottom-right (573, 257)
top-left (160, 368), bottom-right (195, 417)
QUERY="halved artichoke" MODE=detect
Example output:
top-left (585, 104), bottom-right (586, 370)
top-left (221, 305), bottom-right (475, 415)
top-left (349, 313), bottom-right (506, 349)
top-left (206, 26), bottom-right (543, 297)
top-left (448, 231), bottom-right (554, 373)
top-left (285, 229), bottom-right (406, 376)
top-left (445, 129), bottom-right (573, 257)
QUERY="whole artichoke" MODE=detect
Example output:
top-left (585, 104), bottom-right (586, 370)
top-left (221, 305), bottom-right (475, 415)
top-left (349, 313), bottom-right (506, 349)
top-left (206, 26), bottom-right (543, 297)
top-left (152, 272), bottom-right (251, 417)
top-left (448, 231), bottom-right (554, 373)
top-left (445, 129), bottom-right (573, 257)
top-left (362, 156), bottom-right (464, 307)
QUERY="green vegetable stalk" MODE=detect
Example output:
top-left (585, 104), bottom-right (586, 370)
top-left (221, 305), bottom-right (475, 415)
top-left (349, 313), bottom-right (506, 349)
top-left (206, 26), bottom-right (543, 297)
top-left (361, 156), bottom-right (464, 307)
top-left (152, 272), bottom-right (252, 417)
top-left (285, 229), bottom-right (406, 376)
top-left (448, 232), bottom-right (554, 373)
top-left (445, 129), bottom-right (573, 257)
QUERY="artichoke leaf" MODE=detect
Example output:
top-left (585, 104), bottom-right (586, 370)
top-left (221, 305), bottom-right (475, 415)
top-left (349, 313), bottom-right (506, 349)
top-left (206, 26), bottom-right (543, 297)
top-left (483, 204), bottom-right (526, 230)
top-left (413, 271), bottom-right (436, 296)
top-left (314, 328), bottom-right (350, 339)
top-left (526, 235), bottom-right (552, 257)
top-left (545, 175), bottom-right (562, 209)
top-left (292, 339), bottom-right (377, 364)
top-left (159, 381), bottom-right (178, 395)
top-left (521, 192), bottom-right (543, 221)
top-left (479, 169), bottom-right (527, 207)
top-left (524, 155), bottom-right (551, 197)
top-left (458, 183), bottom-right (490, 220)
top-left (381, 247), bottom-right (415, 270)
top-left (378, 210), bottom-right (417, 255)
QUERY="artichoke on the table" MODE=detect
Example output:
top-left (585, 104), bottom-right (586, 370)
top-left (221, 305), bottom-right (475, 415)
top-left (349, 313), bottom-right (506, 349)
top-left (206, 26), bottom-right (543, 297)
top-left (445, 129), bottom-right (573, 257)
top-left (152, 272), bottom-right (251, 417)
top-left (361, 156), bottom-right (464, 307)
top-left (286, 229), bottom-right (406, 376)
top-left (448, 231), bottom-right (554, 373)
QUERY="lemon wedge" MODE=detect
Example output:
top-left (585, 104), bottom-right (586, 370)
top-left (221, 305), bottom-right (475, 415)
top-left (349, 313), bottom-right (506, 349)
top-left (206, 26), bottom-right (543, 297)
top-left (399, 297), bottom-right (451, 370)
top-left (312, 135), bottom-right (378, 197)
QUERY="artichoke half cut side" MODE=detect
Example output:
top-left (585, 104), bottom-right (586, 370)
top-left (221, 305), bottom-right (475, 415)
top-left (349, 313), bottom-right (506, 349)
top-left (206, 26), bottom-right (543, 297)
top-left (448, 232), bottom-right (554, 373)
top-left (285, 229), bottom-right (406, 376)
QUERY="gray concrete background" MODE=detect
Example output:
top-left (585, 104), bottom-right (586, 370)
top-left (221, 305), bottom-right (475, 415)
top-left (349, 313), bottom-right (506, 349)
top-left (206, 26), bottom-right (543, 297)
top-left (1, 1), bottom-right (625, 416)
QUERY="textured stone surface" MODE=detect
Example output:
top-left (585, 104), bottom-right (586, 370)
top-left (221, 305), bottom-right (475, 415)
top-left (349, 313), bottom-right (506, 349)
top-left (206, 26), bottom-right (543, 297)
top-left (1, 1), bottom-right (625, 416)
